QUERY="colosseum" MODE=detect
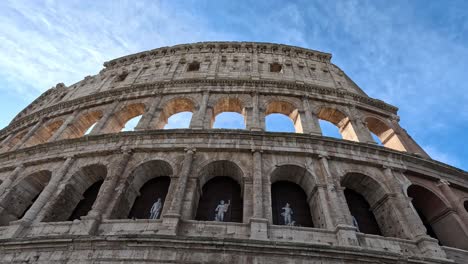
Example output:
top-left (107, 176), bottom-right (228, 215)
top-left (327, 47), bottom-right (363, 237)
top-left (0, 41), bottom-right (466, 263)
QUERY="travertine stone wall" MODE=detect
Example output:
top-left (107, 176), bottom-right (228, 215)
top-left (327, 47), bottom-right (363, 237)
top-left (0, 42), bottom-right (466, 264)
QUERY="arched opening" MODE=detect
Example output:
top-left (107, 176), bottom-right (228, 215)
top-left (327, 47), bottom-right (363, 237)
top-left (128, 177), bottom-right (170, 219)
top-left (344, 188), bottom-right (381, 235)
top-left (272, 181), bottom-right (313, 227)
top-left (0, 170), bottom-right (51, 226)
top-left (341, 173), bottom-right (402, 237)
top-left (42, 164), bottom-right (107, 222)
top-left (465, 200), bottom-right (468, 212)
top-left (317, 107), bottom-right (358, 141)
top-left (59, 111), bottom-right (103, 139)
top-left (164, 112), bottom-right (193, 129)
top-left (68, 180), bottom-right (103, 221)
top-left (365, 117), bottom-right (406, 151)
top-left (266, 113), bottom-right (295, 132)
top-left (319, 119), bottom-right (342, 139)
top-left (195, 160), bottom-right (244, 223)
top-left (211, 98), bottom-right (246, 129)
top-left (407, 184), bottom-right (468, 249)
top-left (122, 115), bottom-right (142, 131)
top-left (157, 98), bottom-right (195, 129)
top-left (265, 101), bottom-right (303, 133)
top-left (112, 160), bottom-right (173, 219)
top-left (101, 103), bottom-right (146, 133)
top-left (24, 119), bottom-right (64, 147)
top-left (270, 165), bottom-right (318, 228)
top-left (195, 176), bottom-right (243, 222)
top-left (2, 130), bottom-right (27, 150)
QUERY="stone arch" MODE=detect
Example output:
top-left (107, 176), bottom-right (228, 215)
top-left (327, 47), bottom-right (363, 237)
top-left (156, 97), bottom-right (196, 129)
top-left (211, 97), bottom-right (246, 129)
top-left (194, 160), bottom-right (244, 223)
top-left (270, 165), bottom-right (317, 227)
top-left (24, 119), bottom-right (64, 147)
top-left (2, 129), bottom-right (27, 150)
top-left (265, 100), bottom-right (304, 133)
top-left (407, 184), bottom-right (468, 249)
top-left (115, 159), bottom-right (173, 219)
top-left (341, 172), bottom-right (398, 237)
top-left (317, 107), bottom-right (358, 141)
top-left (0, 170), bottom-right (52, 226)
top-left (101, 103), bottom-right (146, 133)
top-left (42, 164), bottom-right (107, 222)
top-left (365, 116), bottom-right (406, 151)
top-left (60, 110), bottom-right (103, 139)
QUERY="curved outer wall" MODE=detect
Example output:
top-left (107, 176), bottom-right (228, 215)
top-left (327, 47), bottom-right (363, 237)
top-left (0, 42), bottom-right (467, 263)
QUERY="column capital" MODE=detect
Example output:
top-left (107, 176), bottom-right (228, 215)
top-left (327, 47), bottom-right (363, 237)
top-left (120, 146), bottom-right (133, 155)
top-left (318, 154), bottom-right (330, 160)
top-left (437, 179), bottom-right (450, 187)
top-left (184, 147), bottom-right (196, 154)
top-left (251, 148), bottom-right (263, 154)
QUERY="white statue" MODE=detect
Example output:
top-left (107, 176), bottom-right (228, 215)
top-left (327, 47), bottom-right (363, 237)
top-left (351, 215), bottom-right (360, 232)
top-left (214, 200), bottom-right (231, 221)
top-left (281, 203), bottom-right (294, 226)
top-left (149, 198), bottom-right (162, 219)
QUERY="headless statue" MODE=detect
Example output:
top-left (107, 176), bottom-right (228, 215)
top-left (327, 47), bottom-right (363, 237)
top-left (149, 198), bottom-right (162, 219)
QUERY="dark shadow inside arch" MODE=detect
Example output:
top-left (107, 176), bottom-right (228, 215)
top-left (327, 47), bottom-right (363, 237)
top-left (195, 176), bottom-right (243, 223)
top-left (271, 181), bottom-right (313, 227)
top-left (407, 184), bottom-right (468, 250)
top-left (128, 176), bottom-right (170, 219)
top-left (465, 200), bottom-right (468, 213)
top-left (344, 188), bottom-right (382, 235)
top-left (68, 180), bottom-right (103, 221)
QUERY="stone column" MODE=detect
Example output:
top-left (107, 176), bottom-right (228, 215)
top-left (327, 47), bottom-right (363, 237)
top-left (89, 101), bottom-right (120, 135)
top-left (250, 149), bottom-right (268, 240)
top-left (386, 168), bottom-right (447, 259)
top-left (73, 149), bottom-right (132, 235)
top-left (350, 118), bottom-right (375, 144)
top-left (249, 93), bottom-right (262, 131)
top-left (391, 119), bottom-right (430, 158)
top-left (134, 95), bottom-right (161, 130)
top-left (190, 91), bottom-right (209, 129)
top-left (301, 97), bottom-right (321, 136)
top-left (48, 110), bottom-right (79, 142)
top-left (318, 155), bottom-right (359, 246)
top-left (438, 179), bottom-right (468, 228)
top-left (12, 118), bottom-right (45, 150)
top-left (0, 165), bottom-right (24, 200)
top-left (9, 157), bottom-right (75, 238)
top-left (0, 134), bottom-right (14, 151)
top-left (161, 147), bottom-right (195, 235)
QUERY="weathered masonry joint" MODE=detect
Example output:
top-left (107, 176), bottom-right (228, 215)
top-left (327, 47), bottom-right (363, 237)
top-left (0, 42), bottom-right (467, 264)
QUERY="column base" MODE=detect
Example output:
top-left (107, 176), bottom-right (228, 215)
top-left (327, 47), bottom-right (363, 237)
top-left (159, 213), bottom-right (181, 236)
top-left (335, 224), bottom-right (359, 247)
top-left (249, 218), bottom-right (269, 240)
top-left (415, 235), bottom-right (447, 259)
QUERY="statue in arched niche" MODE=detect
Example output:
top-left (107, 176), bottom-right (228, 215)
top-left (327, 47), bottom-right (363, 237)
top-left (214, 200), bottom-right (230, 221)
top-left (351, 215), bottom-right (360, 232)
top-left (281, 203), bottom-right (294, 226)
top-left (149, 198), bottom-right (162, 219)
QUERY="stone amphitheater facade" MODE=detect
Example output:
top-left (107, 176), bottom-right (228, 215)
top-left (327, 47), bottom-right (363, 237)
top-left (0, 42), bottom-right (467, 264)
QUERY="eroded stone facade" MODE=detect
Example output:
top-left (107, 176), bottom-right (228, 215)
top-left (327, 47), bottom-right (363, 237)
top-left (0, 42), bottom-right (467, 264)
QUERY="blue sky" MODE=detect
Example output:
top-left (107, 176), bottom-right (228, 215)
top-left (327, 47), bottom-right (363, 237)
top-left (0, 0), bottom-right (467, 170)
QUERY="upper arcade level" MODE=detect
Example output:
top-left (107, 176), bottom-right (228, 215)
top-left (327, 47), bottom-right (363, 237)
top-left (11, 42), bottom-right (378, 122)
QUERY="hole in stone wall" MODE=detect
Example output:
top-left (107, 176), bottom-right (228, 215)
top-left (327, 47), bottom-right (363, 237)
top-left (128, 176), bottom-right (170, 219)
top-left (271, 181), bottom-right (314, 227)
top-left (164, 111), bottom-right (193, 129)
top-left (266, 113), bottom-right (295, 132)
top-left (195, 176), bottom-right (243, 223)
top-left (187, 62), bottom-right (200, 72)
top-left (116, 72), bottom-right (128, 82)
top-left (84, 122), bottom-right (97, 135)
top-left (344, 188), bottom-right (382, 235)
top-left (270, 63), bottom-right (282, 73)
top-left (121, 115), bottom-right (142, 132)
top-left (213, 112), bottom-right (245, 129)
top-left (319, 120), bottom-right (342, 139)
top-left (68, 180), bottom-right (104, 221)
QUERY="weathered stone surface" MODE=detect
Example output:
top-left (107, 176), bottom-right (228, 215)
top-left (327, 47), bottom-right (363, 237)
top-left (0, 42), bottom-right (466, 264)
